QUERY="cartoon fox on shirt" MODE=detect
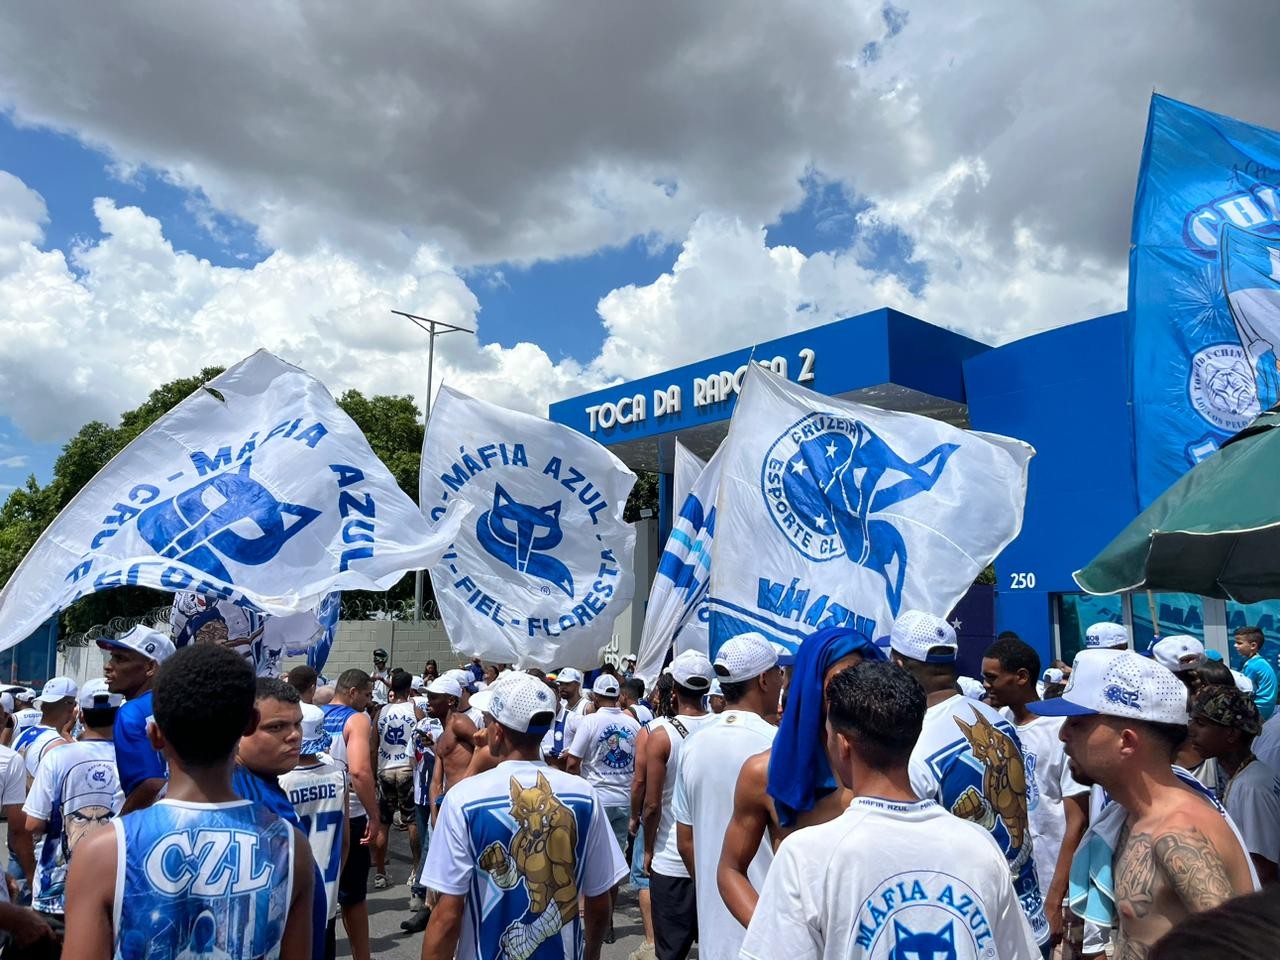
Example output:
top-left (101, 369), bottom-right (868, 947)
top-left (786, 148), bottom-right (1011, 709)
top-left (479, 771), bottom-right (580, 960)
top-left (951, 710), bottom-right (1029, 853)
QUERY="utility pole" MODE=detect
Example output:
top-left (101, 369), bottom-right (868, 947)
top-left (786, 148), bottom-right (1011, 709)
top-left (393, 309), bottom-right (474, 622)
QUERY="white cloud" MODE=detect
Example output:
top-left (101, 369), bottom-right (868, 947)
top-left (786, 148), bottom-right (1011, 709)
top-left (0, 455), bottom-right (29, 469)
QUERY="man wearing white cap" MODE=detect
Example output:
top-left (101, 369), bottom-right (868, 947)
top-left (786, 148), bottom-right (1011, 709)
top-left (643, 651), bottom-right (716, 960)
top-left (281, 702), bottom-right (349, 960)
top-left (426, 675), bottom-right (477, 823)
top-left (566, 674), bottom-right (642, 925)
top-left (14, 678), bottom-right (78, 780)
top-left (23, 678), bottom-right (123, 924)
top-left (671, 633), bottom-right (782, 960)
top-left (98, 624), bottom-right (175, 813)
top-left (888, 610), bottom-right (1049, 949)
top-left (5, 688), bottom-right (40, 748)
top-left (1084, 621), bottom-right (1130, 651)
top-left (1031, 649), bottom-right (1259, 957)
top-left (1151, 634), bottom-right (1206, 674)
top-left (557, 668), bottom-right (590, 716)
top-left (421, 672), bottom-right (627, 960)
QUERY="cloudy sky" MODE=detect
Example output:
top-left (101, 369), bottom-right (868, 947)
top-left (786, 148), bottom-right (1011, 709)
top-left (0, 1), bottom-right (1277, 493)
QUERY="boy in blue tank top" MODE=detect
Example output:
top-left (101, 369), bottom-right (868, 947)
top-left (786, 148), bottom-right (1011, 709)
top-left (62, 642), bottom-right (315, 960)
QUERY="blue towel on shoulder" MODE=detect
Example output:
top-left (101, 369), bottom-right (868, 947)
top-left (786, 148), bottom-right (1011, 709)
top-left (767, 626), bottom-right (884, 828)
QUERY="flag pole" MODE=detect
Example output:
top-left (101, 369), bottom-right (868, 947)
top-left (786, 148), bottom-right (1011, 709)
top-left (393, 310), bottom-right (474, 623)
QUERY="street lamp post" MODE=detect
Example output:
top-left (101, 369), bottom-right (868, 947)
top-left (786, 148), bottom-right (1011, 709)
top-left (393, 309), bottom-right (474, 622)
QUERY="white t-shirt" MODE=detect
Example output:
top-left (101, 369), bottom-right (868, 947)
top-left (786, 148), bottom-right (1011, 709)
top-left (464, 705), bottom-right (486, 730)
top-left (421, 759), bottom-right (628, 960)
top-left (14, 725), bottom-right (65, 779)
top-left (280, 757), bottom-right (348, 920)
top-left (1222, 757), bottom-right (1280, 867)
top-left (10, 708), bottom-right (40, 744)
top-left (910, 695), bottom-right (1048, 945)
top-left (1253, 713), bottom-right (1280, 772)
top-left (413, 716), bottom-right (443, 806)
top-left (672, 710), bottom-right (776, 960)
top-left (649, 713), bottom-right (716, 878)
top-left (23, 739), bottom-right (123, 915)
top-left (567, 707), bottom-right (641, 808)
top-left (376, 701), bottom-right (417, 773)
top-left (1003, 711), bottom-right (1087, 897)
top-left (741, 796), bottom-right (1040, 960)
top-left (629, 703), bottom-right (654, 727)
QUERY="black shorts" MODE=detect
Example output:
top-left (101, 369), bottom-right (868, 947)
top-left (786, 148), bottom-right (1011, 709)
top-left (649, 871), bottom-right (697, 960)
top-left (337, 815), bottom-right (370, 907)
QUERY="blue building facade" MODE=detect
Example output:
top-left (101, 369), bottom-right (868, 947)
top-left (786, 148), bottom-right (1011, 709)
top-left (549, 306), bottom-right (1263, 667)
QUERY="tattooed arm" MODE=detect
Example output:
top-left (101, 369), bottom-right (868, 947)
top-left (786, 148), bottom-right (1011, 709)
top-left (1152, 825), bottom-right (1234, 913)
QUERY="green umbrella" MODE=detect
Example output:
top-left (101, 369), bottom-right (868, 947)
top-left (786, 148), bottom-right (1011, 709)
top-left (1075, 407), bottom-right (1280, 601)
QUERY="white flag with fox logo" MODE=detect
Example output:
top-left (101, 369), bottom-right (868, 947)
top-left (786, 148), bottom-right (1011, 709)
top-left (0, 350), bottom-right (469, 652)
top-left (420, 385), bottom-right (637, 669)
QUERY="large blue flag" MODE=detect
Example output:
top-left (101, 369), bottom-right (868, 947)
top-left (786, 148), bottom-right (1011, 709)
top-left (1132, 95), bottom-right (1280, 505)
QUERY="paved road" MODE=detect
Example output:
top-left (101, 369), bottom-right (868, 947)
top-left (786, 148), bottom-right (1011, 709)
top-left (338, 827), bottom-right (657, 959)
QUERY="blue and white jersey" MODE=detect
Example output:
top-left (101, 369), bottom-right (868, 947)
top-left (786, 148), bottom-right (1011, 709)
top-left (280, 760), bottom-right (346, 921)
top-left (420, 760), bottom-right (627, 960)
top-left (909, 695), bottom-right (1048, 945)
top-left (413, 716), bottom-right (443, 806)
top-left (10, 708), bottom-right (41, 745)
top-left (22, 739), bottom-right (122, 915)
top-left (321, 703), bottom-right (364, 818)
top-left (114, 692), bottom-right (167, 796)
top-left (13, 724), bottom-right (64, 779)
top-left (113, 799), bottom-right (296, 960)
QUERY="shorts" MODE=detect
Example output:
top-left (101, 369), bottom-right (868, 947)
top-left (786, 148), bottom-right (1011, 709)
top-left (378, 768), bottom-right (415, 825)
top-left (629, 822), bottom-right (649, 890)
top-left (604, 805), bottom-right (630, 856)
top-left (649, 871), bottom-right (697, 960)
top-left (337, 815), bottom-right (370, 907)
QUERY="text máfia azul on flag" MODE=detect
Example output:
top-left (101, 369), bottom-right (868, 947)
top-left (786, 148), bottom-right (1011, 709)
top-left (1130, 94), bottom-right (1280, 505)
top-left (0, 349), bottom-right (468, 651)
top-left (707, 363), bottom-right (1033, 659)
top-left (420, 384), bottom-right (636, 669)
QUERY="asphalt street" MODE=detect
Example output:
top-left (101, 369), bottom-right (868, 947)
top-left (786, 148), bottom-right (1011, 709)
top-left (339, 826), bottom-right (660, 959)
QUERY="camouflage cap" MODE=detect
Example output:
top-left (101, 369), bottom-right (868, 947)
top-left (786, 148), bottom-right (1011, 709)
top-left (1190, 684), bottom-right (1262, 738)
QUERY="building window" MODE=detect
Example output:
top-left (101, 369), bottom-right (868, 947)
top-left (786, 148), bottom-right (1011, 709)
top-left (1055, 594), bottom-right (1123, 664)
top-left (1225, 599), bottom-right (1280, 670)
top-left (1131, 593), bottom-right (1205, 654)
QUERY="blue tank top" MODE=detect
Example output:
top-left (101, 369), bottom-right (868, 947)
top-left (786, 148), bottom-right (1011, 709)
top-left (321, 704), bottom-right (355, 738)
top-left (113, 799), bottom-right (296, 959)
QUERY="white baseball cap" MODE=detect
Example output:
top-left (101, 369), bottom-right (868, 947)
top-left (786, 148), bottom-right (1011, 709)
top-left (670, 651), bottom-right (715, 691)
top-left (713, 632), bottom-right (779, 683)
top-left (78, 678), bottom-right (124, 710)
top-left (471, 671), bottom-right (525, 714)
top-left (1085, 622), bottom-right (1130, 650)
top-left (299, 703), bottom-right (332, 756)
top-left (1151, 635), bottom-right (1205, 673)
top-left (0, 693), bottom-right (13, 714)
top-left (1232, 669), bottom-right (1255, 695)
top-left (708, 679), bottom-right (724, 698)
top-left (426, 677), bottom-right (463, 699)
top-left (34, 677), bottom-right (78, 706)
top-left (1042, 667), bottom-right (1066, 685)
top-left (487, 673), bottom-right (559, 733)
top-left (556, 668), bottom-right (585, 686)
top-left (444, 669), bottom-right (477, 692)
top-left (411, 675), bottom-right (425, 691)
top-left (957, 676), bottom-right (986, 699)
top-left (97, 624), bottom-right (176, 664)
top-left (1028, 649), bottom-right (1189, 725)
top-left (889, 611), bottom-right (957, 663)
top-left (592, 675), bottom-right (621, 697)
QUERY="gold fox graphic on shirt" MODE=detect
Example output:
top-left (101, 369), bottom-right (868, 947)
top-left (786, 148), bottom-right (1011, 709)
top-left (951, 710), bottom-right (1030, 852)
top-left (479, 771), bottom-right (580, 960)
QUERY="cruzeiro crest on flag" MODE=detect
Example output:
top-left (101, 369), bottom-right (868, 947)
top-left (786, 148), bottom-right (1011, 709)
top-left (761, 412), bottom-right (956, 616)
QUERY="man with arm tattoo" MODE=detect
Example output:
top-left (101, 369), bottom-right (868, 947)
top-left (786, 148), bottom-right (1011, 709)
top-left (1033, 650), bottom-right (1258, 959)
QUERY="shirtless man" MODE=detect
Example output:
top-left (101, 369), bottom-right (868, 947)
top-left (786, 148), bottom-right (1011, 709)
top-left (717, 628), bottom-right (880, 928)
top-left (1033, 649), bottom-right (1258, 959)
top-left (425, 676), bottom-right (476, 823)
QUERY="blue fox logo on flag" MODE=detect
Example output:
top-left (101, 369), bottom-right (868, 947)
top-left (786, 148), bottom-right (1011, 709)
top-left (1222, 224), bottom-right (1280, 411)
top-left (136, 459), bottom-right (321, 584)
top-left (476, 484), bottom-right (575, 598)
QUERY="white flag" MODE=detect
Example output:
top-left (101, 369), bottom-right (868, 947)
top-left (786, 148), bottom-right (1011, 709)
top-left (0, 350), bottom-right (468, 651)
top-left (673, 440), bottom-right (706, 518)
top-left (421, 385), bottom-right (636, 669)
top-left (708, 364), bottom-right (1033, 657)
top-left (634, 446), bottom-right (722, 683)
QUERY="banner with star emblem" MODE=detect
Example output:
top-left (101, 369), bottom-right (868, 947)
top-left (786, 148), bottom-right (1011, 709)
top-left (707, 364), bottom-right (1034, 659)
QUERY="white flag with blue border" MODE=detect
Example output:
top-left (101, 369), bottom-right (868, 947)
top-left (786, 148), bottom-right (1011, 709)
top-left (421, 384), bottom-right (636, 669)
top-left (673, 440), bottom-right (706, 519)
top-left (708, 364), bottom-right (1033, 659)
top-left (0, 350), bottom-right (469, 651)
top-left (634, 444), bottom-right (722, 683)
